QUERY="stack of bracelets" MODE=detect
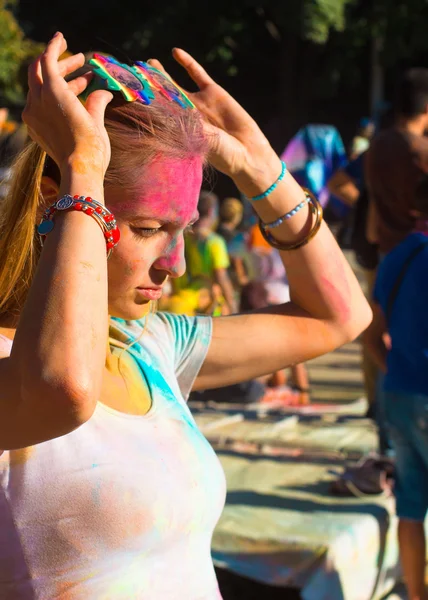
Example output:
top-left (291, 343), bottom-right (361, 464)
top-left (251, 160), bottom-right (323, 250)
top-left (37, 194), bottom-right (120, 258)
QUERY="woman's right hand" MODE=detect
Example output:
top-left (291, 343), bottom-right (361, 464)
top-left (22, 32), bottom-right (113, 178)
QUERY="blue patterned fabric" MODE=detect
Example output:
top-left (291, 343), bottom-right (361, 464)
top-left (281, 124), bottom-right (348, 217)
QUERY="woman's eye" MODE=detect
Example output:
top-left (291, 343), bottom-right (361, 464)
top-left (131, 223), bottom-right (194, 240)
top-left (132, 227), bottom-right (161, 239)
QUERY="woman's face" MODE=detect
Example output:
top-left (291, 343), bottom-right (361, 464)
top-left (105, 155), bottom-right (202, 319)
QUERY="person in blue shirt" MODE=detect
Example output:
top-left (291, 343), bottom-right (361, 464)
top-left (364, 174), bottom-right (428, 600)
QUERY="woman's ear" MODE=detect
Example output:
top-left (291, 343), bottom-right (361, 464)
top-left (40, 176), bottom-right (59, 204)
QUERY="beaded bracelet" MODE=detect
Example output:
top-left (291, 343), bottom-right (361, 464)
top-left (250, 160), bottom-right (287, 201)
top-left (37, 194), bottom-right (120, 258)
top-left (260, 194), bottom-right (310, 231)
top-left (257, 189), bottom-right (323, 251)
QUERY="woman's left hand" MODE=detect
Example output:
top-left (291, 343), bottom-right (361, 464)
top-left (149, 50), bottom-right (280, 195)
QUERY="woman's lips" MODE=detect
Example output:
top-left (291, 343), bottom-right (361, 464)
top-left (136, 287), bottom-right (163, 301)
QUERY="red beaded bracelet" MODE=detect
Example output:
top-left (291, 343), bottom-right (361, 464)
top-left (38, 194), bottom-right (120, 257)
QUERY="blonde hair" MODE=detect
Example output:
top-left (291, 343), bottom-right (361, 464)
top-left (0, 98), bottom-right (208, 321)
top-left (220, 197), bottom-right (243, 223)
top-left (0, 143), bottom-right (45, 318)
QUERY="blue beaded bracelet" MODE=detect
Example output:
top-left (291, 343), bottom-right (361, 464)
top-left (261, 194), bottom-right (310, 230)
top-left (251, 160), bottom-right (287, 201)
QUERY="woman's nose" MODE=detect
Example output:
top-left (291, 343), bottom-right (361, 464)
top-left (153, 237), bottom-right (186, 278)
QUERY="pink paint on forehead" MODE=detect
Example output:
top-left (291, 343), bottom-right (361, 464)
top-left (118, 155), bottom-right (203, 224)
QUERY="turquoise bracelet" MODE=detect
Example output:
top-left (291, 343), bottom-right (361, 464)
top-left (251, 160), bottom-right (287, 201)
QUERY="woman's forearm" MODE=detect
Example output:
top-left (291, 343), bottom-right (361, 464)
top-left (234, 156), bottom-right (372, 339)
top-left (12, 168), bottom-right (108, 427)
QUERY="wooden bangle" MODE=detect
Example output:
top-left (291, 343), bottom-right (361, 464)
top-left (257, 189), bottom-right (323, 251)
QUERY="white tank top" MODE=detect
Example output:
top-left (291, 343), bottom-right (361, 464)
top-left (0, 314), bottom-right (226, 599)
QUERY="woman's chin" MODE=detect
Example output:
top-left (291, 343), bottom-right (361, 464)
top-left (109, 299), bottom-right (152, 321)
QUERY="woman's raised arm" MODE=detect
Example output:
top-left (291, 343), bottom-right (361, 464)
top-left (0, 33), bottom-right (113, 449)
top-left (158, 50), bottom-right (372, 389)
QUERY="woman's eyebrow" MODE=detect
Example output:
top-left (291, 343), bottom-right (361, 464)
top-left (128, 211), bottom-right (200, 226)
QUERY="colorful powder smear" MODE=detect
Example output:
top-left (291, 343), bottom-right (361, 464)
top-left (86, 54), bottom-right (195, 110)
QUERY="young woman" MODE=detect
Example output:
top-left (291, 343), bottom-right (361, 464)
top-left (0, 33), bottom-right (371, 599)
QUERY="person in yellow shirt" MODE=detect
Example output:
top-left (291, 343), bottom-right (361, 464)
top-left (177, 191), bottom-right (237, 314)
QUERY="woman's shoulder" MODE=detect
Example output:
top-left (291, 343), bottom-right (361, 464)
top-left (147, 312), bottom-right (212, 349)
top-left (111, 312), bottom-right (212, 353)
top-left (114, 313), bottom-right (212, 398)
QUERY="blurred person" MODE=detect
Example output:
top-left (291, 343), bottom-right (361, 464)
top-left (217, 197), bottom-right (250, 286)
top-left (327, 152), bottom-right (364, 211)
top-left (365, 69), bottom-right (428, 452)
top-left (281, 123), bottom-right (348, 220)
top-left (350, 117), bottom-right (375, 160)
top-left (247, 236), bottom-right (310, 402)
top-left (183, 190), bottom-right (238, 313)
top-left (0, 33), bottom-right (371, 598)
top-left (328, 108), bottom-right (394, 425)
top-left (161, 275), bottom-right (225, 317)
top-left (217, 197), bottom-right (243, 245)
top-left (241, 281), bottom-right (309, 403)
top-left (327, 148), bottom-right (366, 248)
top-left (261, 255), bottom-right (310, 403)
top-left (366, 68), bottom-right (428, 253)
top-left (364, 174), bottom-right (428, 600)
top-left (328, 152), bottom-right (379, 418)
top-left (248, 218), bottom-right (271, 252)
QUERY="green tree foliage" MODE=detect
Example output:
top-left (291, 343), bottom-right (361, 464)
top-left (11, 0), bottom-right (428, 151)
top-left (0, 0), bottom-right (42, 105)
top-left (13, 0), bottom-right (352, 71)
top-left (303, 0), bottom-right (349, 43)
top-left (369, 0), bottom-right (428, 66)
